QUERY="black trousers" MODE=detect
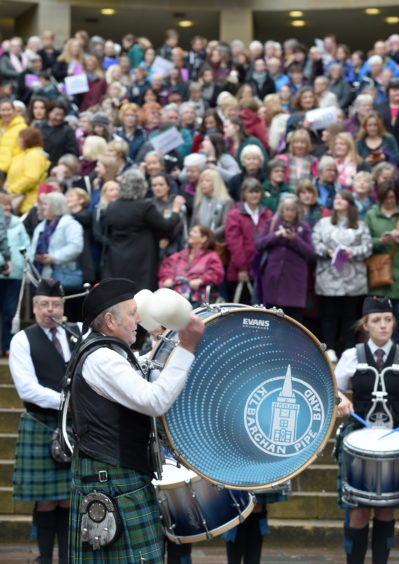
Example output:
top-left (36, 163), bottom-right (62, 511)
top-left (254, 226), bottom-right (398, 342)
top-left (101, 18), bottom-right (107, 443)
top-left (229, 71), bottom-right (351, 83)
top-left (318, 295), bottom-right (363, 351)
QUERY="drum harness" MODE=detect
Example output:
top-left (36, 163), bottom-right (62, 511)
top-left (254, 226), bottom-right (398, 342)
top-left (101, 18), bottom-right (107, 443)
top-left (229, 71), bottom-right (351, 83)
top-left (58, 334), bottom-right (167, 551)
top-left (356, 343), bottom-right (399, 428)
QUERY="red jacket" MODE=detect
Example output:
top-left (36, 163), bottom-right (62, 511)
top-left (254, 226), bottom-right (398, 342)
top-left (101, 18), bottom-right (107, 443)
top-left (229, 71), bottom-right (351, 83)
top-left (240, 109), bottom-right (270, 152)
top-left (158, 248), bottom-right (224, 288)
top-left (225, 204), bottom-right (272, 281)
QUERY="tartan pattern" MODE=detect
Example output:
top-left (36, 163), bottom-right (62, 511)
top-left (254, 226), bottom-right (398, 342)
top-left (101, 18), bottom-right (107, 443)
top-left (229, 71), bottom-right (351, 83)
top-left (69, 456), bottom-right (164, 563)
top-left (13, 412), bottom-right (71, 501)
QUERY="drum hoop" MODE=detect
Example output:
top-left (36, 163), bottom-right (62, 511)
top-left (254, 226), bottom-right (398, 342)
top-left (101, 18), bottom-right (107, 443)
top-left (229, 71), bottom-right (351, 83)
top-left (152, 305), bottom-right (338, 490)
top-left (154, 473), bottom-right (202, 490)
top-left (343, 430), bottom-right (399, 458)
top-left (163, 492), bottom-right (255, 544)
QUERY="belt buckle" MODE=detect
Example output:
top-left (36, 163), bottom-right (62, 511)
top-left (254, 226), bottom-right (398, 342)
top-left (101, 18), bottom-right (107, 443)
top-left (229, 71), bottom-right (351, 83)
top-left (98, 470), bottom-right (108, 483)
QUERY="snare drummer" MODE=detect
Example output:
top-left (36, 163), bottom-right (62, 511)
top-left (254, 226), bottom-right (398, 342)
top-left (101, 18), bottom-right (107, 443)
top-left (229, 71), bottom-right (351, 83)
top-left (68, 278), bottom-right (204, 563)
top-left (336, 296), bottom-right (398, 564)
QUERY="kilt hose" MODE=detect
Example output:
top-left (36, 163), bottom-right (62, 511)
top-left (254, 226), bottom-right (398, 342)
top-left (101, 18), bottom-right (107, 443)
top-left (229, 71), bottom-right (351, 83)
top-left (69, 455), bottom-right (164, 563)
top-left (13, 411), bottom-right (71, 501)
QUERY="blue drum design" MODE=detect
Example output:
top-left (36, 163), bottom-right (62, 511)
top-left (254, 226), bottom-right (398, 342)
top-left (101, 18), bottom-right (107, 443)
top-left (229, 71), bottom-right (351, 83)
top-left (151, 305), bottom-right (337, 490)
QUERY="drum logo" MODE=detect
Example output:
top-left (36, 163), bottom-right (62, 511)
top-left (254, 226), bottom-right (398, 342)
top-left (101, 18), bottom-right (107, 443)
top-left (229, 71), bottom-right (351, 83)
top-left (244, 365), bottom-right (325, 457)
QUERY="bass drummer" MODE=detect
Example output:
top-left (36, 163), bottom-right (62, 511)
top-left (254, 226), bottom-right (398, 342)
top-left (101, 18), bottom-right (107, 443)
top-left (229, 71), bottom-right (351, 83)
top-left (68, 278), bottom-right (204, 563)
top-left (335, 296), bottom-right (398, 564)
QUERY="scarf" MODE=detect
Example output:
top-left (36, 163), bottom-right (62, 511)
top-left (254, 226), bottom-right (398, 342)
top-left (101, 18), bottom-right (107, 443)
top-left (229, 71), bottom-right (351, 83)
top-left (34, 216), bottom-right (61, 272)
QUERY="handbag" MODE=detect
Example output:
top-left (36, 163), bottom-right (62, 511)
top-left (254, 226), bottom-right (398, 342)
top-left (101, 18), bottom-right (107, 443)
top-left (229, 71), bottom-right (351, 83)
top-left (51, 267), bottom-right (83, 290)
top-left (366, 251), bottom-right (395, 289)
top-left (215, 241), bottom-right (230, 266)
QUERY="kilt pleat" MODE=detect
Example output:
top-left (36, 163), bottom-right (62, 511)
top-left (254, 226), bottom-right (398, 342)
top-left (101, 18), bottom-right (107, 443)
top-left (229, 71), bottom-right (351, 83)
top-left (69, 456), bottom-right (164, 563)
top-left (12, 412), bottom-right (71, 501)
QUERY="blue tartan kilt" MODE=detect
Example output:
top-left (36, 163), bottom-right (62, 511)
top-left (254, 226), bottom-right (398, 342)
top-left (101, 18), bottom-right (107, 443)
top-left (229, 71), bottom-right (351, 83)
top-left (13, 411), bottom-right (72, 501)
top-left (69, 455), bottom-right (164, 564)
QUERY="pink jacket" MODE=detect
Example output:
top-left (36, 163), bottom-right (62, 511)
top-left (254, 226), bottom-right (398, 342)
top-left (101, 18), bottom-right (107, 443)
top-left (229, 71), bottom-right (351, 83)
top-left (225, 204), bottom-right (272, 281)
top-left (158, 248), bottom-right (224, 288)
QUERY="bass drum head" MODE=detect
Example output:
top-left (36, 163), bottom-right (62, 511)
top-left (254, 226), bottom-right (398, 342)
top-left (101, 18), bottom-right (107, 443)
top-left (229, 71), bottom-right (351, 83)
top-left (152, 305), bottom-right (337, 490)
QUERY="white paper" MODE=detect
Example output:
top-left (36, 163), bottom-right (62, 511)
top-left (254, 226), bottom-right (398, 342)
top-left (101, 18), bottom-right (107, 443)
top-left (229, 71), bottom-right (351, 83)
top-left (151, 56), bottom-right (174, 78)
top-left (150, 127), bottom-right (183, 154)
top-left (305, 106), bottom-right (337, 130)
top-left (314, 38), bottom-right (325, 52)
top-left (64, 74), bottom-right (89, 96)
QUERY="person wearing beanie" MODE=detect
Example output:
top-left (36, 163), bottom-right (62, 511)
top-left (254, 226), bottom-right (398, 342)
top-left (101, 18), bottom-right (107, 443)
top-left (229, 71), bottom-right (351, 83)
top-left (68, 278), bottom-right (204, 562)
top-left (91, 111), bottom-right (113, 142)
top-left (335, 296), bottom-right (398, 564)
top-left (9, 279), bottom-right (81, 564)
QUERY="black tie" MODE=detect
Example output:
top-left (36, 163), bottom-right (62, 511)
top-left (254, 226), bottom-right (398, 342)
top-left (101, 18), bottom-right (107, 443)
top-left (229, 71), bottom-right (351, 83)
top-left (375, 348), bottom-right (385, 372)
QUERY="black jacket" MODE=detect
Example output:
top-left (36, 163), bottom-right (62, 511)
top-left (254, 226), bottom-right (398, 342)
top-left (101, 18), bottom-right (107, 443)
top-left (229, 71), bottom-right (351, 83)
top-left (38, 121), bottom-right (79, 167)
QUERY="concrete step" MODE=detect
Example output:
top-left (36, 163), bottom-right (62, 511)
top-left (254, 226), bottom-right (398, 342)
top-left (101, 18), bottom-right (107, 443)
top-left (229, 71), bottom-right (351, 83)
top-left (291, 464), bottom-right (337, 493)
top-left (0, 386), bottom-right (22, 409)
top-left (268, 492), bottom-right (342, 521)
top-left (0, 362), bottom-right (12, 385)
top-left (0, 488), bottom-right (33, 516)
top-left (0, 410), bottom-right (22, 433)
top-left (0, 460), bottom-right (14, 487)
top-left (0, 434), bottom-right (17, 459)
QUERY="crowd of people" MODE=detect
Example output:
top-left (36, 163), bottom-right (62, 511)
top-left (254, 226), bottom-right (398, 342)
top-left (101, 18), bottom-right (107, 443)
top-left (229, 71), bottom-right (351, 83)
top-left (3, 25), bottom-right (399, 564)
top-left (1, 29), bottom-right (399, 359)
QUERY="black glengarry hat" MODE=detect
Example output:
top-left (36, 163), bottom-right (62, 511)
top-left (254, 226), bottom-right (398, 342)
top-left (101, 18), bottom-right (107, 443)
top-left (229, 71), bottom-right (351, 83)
top-left (82, 278), bottom-right (136, 328)
top-left (36, 279), bottom-right (64, 298)
top-left (363, 296), bottom-right (393, 316)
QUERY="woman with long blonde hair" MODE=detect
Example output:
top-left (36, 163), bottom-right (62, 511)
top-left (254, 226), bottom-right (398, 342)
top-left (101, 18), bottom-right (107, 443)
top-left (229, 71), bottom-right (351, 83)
top-left (333, 132), bottom-right (362, 189)
top-left (52, 38), bottom-right (84, 82)
top-left (192, 169), bottom-right (233, 242)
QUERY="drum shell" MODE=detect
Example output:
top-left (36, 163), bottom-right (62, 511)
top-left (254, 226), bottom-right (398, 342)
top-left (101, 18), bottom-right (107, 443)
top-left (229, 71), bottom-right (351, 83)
top-left (342, 428), bottom-right (399, 505)
top-left (151, 304), bottom-right (337, 491)
top-left (153, 459), bottom-right (254, 543)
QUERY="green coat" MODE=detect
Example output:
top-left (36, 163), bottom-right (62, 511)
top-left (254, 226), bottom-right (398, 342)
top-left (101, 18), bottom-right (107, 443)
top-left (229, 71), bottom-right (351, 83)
top-left (365, 204), bottom-right (399, 298)
top-left (261, 180), bottom-right (293, 213)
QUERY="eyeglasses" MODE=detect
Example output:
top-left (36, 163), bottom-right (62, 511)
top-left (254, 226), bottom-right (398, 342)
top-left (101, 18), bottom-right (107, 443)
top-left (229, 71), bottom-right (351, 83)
top-left (36, 300), bottom-right (64, 309)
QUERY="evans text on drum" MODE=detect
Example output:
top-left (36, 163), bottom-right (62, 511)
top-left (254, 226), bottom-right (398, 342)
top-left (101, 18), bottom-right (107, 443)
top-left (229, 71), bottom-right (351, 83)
top-left (151, 304), bottom-right (337, 490)
top-left (342, 427), bottom-right (399, 506)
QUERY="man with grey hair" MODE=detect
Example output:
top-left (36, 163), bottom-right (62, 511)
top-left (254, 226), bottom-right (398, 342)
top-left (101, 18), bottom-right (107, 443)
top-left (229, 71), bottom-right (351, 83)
top-left (315, 156), bottom-right (342, 209)
top-left (314, 75), bottom-right (338, 108)
top-left (10, 279), bottom-right (80, 563)
top-left (68, 277), bottom-right (204, 562)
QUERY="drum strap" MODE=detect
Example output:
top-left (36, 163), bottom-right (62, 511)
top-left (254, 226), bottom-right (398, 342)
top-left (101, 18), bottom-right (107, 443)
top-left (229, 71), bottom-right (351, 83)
top-left (356, 343), bottom-right (399, 366)
top-left (355, 343), bottom-right (367, 365)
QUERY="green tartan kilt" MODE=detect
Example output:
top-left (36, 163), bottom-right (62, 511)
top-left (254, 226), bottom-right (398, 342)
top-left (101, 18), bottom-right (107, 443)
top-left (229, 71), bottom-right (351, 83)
top-left (69, 455), bottom-right (164, 564)
top-left (13, 411), bottom-right (72, 501)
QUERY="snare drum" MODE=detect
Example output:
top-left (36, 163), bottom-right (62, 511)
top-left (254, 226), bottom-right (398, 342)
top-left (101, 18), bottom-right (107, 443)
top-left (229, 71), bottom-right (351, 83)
top-left (342, 427), bottom-right (399, 506)
top-left (152, 458), bottom-right (254, 543)
top-left (151, 304), bottom-right (336, 490)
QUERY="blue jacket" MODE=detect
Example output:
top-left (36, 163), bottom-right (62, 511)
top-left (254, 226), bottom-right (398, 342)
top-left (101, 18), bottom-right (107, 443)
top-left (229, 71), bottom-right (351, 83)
top-left (0, 215), bottom-right (30, 280)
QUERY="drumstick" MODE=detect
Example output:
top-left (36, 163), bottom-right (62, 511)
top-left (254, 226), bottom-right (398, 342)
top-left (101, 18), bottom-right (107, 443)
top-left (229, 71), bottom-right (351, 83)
top-left (378, 426), bottom-right (399, 440)
top-left (349, 410), bottom-right (372, 428)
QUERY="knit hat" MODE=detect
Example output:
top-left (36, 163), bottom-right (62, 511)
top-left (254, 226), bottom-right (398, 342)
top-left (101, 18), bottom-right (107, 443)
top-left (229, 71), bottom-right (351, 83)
top-left (91, 112), bottom-right (109, 128)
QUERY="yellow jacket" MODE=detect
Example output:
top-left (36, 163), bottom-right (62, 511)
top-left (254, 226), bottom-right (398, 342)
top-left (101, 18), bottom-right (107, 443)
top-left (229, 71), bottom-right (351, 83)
top-left (0, 115), bottom-right (27, 173)
top-left (7, 147), bottom-right (50, 213)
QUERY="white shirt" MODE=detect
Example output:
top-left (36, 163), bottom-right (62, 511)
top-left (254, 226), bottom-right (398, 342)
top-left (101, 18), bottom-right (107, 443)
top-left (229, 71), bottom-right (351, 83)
top-left (335, 338), bottom-right (394, 393)
top-left (9, 325), bottom-right (76, 410)
top-left (243, 202), bottom-right (259, 226)
top-left (82, 344), bottom-right (195, 417)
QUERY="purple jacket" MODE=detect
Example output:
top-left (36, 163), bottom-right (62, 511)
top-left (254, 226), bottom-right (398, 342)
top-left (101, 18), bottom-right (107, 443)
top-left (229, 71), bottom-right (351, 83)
top-left (255, 217), bottom-right (314, 308)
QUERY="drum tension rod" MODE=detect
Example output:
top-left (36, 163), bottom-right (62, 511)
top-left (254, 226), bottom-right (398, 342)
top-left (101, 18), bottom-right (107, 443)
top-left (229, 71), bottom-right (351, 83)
top-left (156, 335), bottom-right (178, 347)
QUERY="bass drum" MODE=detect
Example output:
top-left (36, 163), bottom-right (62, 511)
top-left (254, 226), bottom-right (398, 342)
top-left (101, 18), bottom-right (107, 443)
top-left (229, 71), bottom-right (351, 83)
top-left (151, 304), bottom-right (337, 490)
top-left (152, 457), bottom-right (254, 543)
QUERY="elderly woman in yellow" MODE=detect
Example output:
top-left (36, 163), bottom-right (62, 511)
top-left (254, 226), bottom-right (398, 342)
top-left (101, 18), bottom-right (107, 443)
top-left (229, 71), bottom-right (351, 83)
top-left (6, 127), bottom-right (50, 214)
top-left (0, 98), bottom-right (27, 174)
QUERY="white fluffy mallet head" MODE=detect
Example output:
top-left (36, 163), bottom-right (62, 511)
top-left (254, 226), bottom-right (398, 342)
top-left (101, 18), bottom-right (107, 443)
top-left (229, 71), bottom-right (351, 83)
top-left (149, 288), bottom-right (193, 331)
top-left (134, 289), bottom-right (161, 332)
